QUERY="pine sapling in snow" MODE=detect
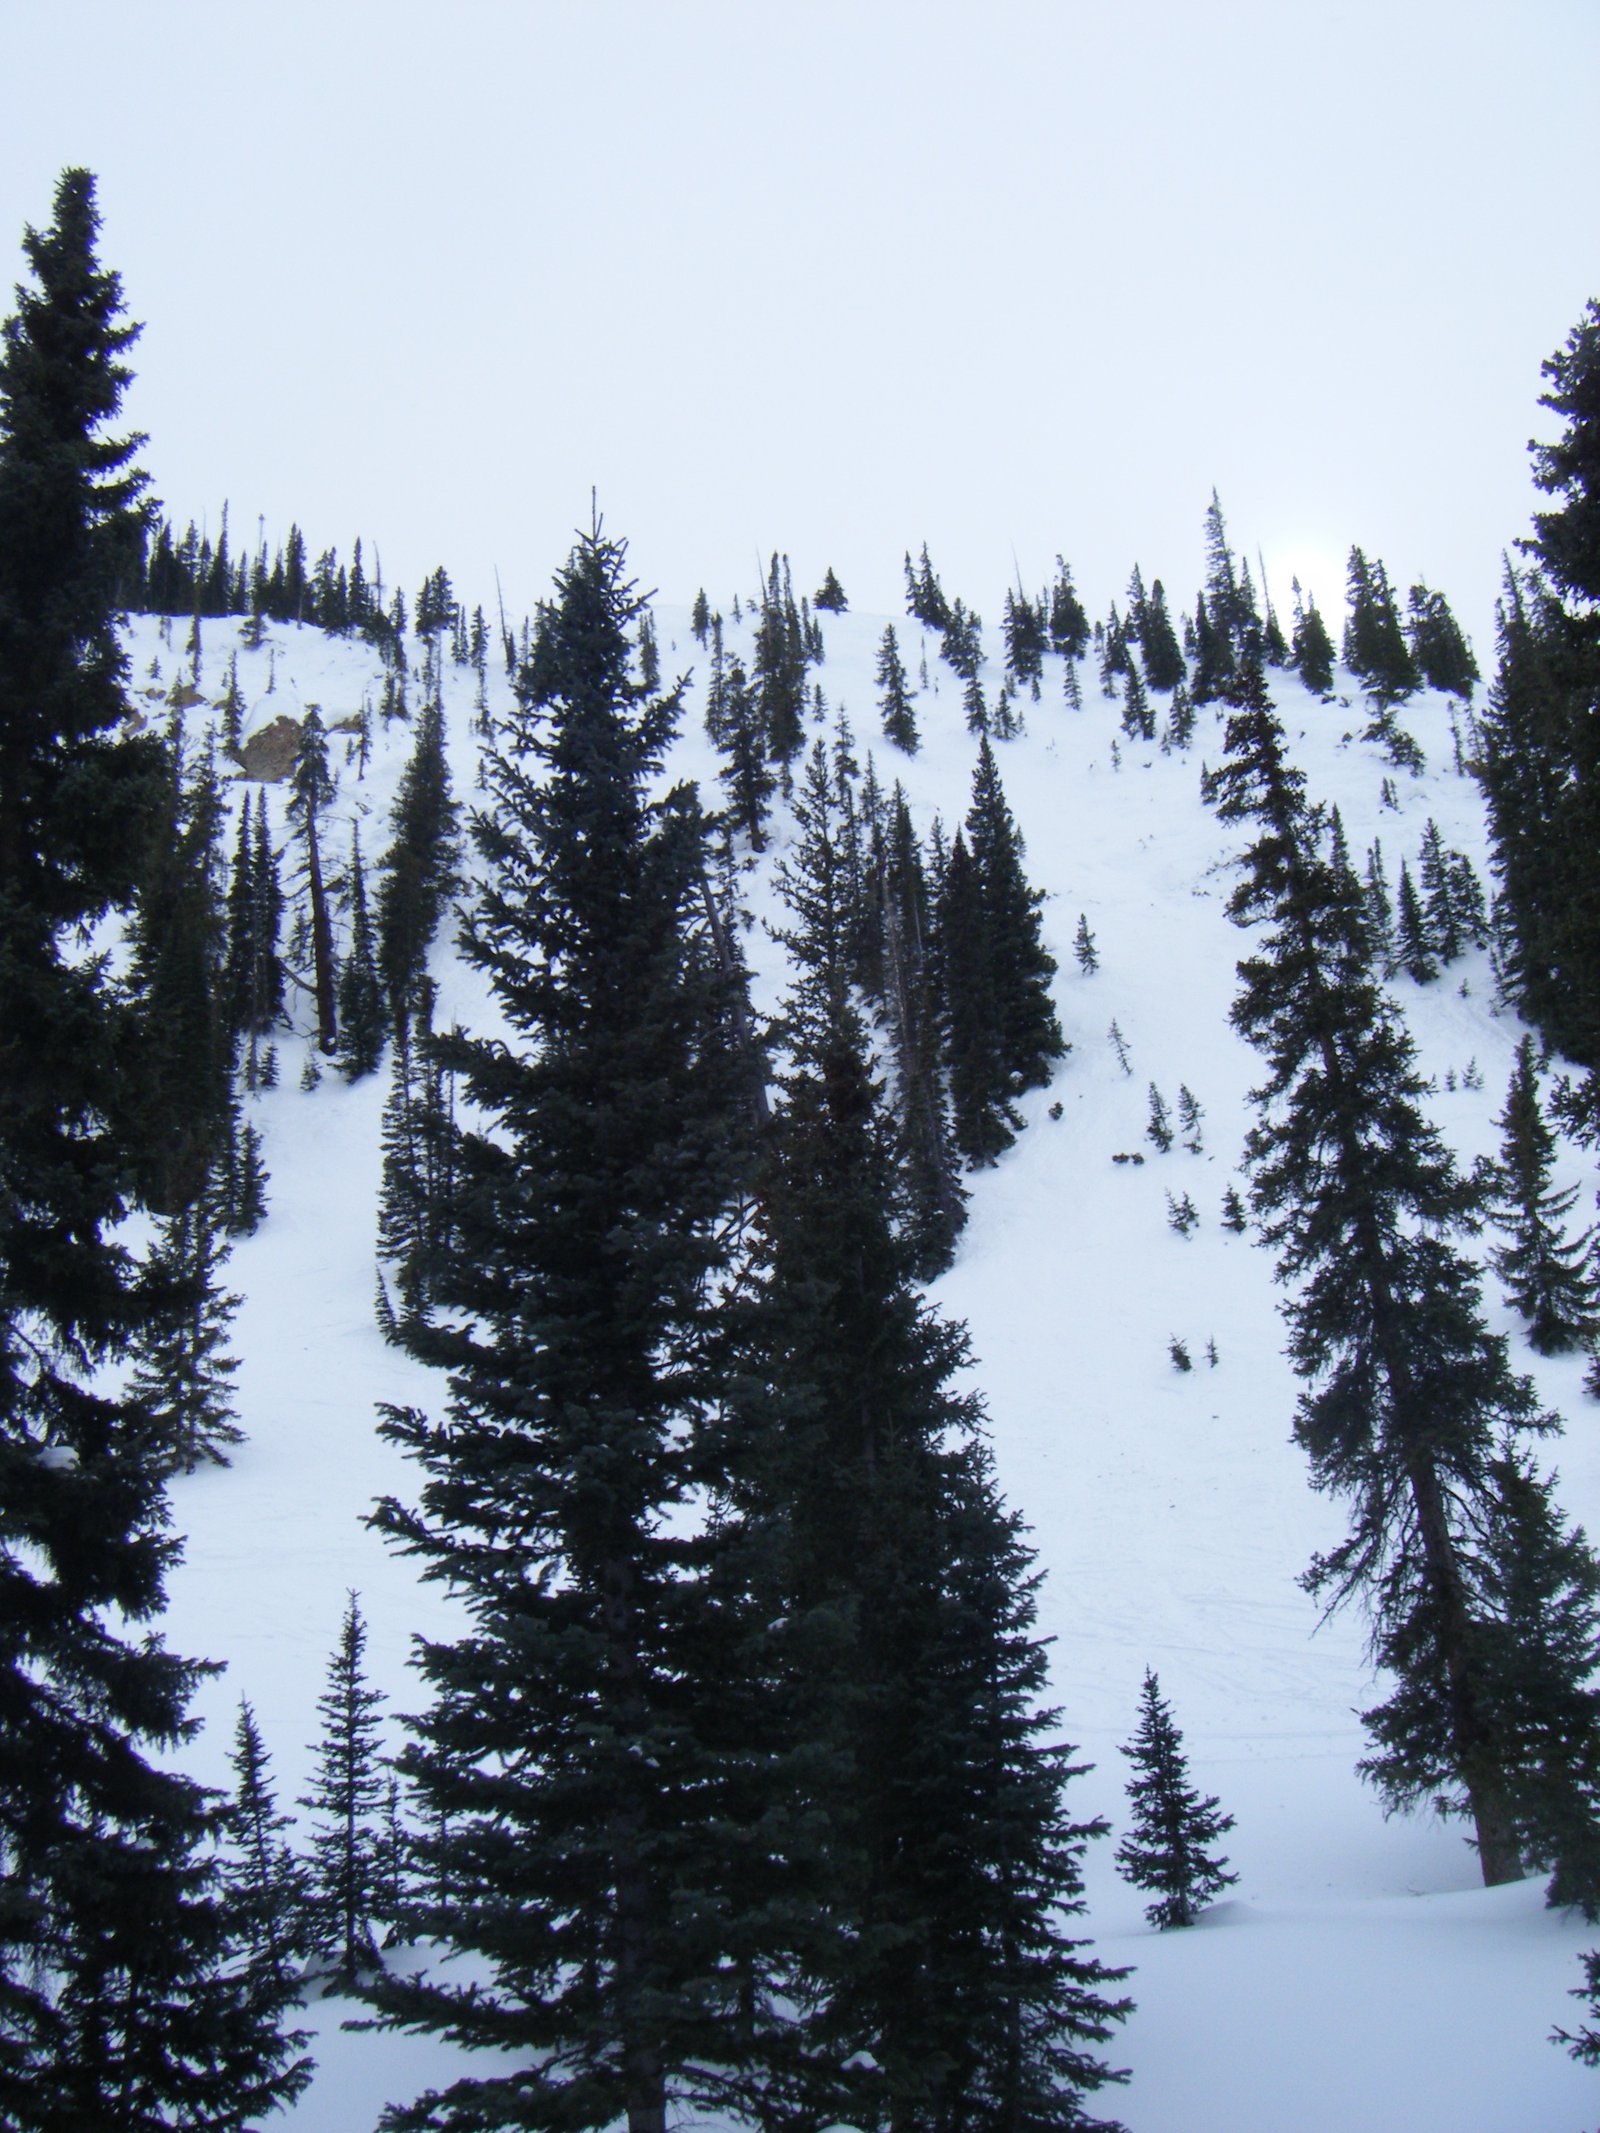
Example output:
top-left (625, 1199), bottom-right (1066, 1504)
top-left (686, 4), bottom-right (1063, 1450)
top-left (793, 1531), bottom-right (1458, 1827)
top-left (1116, 1671), bottom-right (1237, 1928)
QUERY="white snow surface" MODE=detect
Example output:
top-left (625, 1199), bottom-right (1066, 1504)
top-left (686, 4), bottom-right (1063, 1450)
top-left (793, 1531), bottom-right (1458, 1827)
top-left (125, 588), bottom-right (1600, 2132)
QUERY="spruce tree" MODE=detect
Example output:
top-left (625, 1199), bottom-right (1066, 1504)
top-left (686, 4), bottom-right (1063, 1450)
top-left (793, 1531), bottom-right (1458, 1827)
top-left (1212, 652), bottom-right (1600, 1901)
top-left (0, 164), bottom-right (306, 2131)
top-left (1289, 590), bottom-right (1336, 695)
top-left (225, 1698), bottom-right (313, 1998)
top-left (301, 1592), bottom-right (387, 1989)
top-left (368, 527), bottom-right (764, 2133)
top-left (126, 1184), bottom-right (245, 1474)
top-left (875, 621), bottom-right (918, 752)
top-left (338, 825), bottom-right (387, 1080)
top-left (729, 797), bottom-right (1131, 2129)
top-left (127, 714), bottom-right (233, 1211)
top-left (1115, 1671), bottom-right (1237, 1928)
top-left (285, 705), bottom-right (338, 1052)
top-left (715, 656), bottom-right (776, 849)
top-left (1490, 1036), bottom-right (1600, 1354)
top-left (375, 688), bottom-right (458, 1031)
top-left (963, 735), bottom-right (1066, 1098)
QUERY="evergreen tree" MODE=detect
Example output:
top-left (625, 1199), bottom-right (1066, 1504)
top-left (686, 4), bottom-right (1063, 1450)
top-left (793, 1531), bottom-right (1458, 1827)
top-left (1139, 578), bottom-right (1186, 693)
top-left (1212, 652), bottom-right (1600, 1901)
top-left (1115, 1672), bottom-right (1237, 1929)
top-left (875, 622), bottom-right (918, 752)
top-left (1145, 1083), bottom-right (1173, 1153)
top-left (1177, 1084), bottom-right (1205, 1153)
top-left (375, 689), bottom-right (458, 1031)
top-left (0, 164), bottom-right (305, 2131)
top-left (728, 814), bottom-right (1131, 2129)
top-left (1002, 586), bottom-right (1047, 695)
top-left (126, 1185), bottom-right (245, 1474)
top-left (1489, 1036), bottom-right (1600, 1354)
top-left (940, 829), bottom-right (1012, 1168)
top-left (127, 715), bottom-right (234, 1212)
top-left (964, 735), bottom-right (1066, 1097)
top-left (813, 565), bottom-right (847, 613)
top-left (1417, 819), bottom-right (1460, 964)
top-left (1048, 557), bottom-right (1090, 660)
top-left (1074, 913), bottom-right (1099, 974)
top-left (338, 826), bottom-right (387, 1080)
top-left (879, 788), bottom-right (966, 1276)
top-left (1406, 583), bottom-right (1479, 697)
top-left (1290, 589), bottom-right (1336, 696)
top-left (1393, 859), bottom-right (1437, 981)
top-left (367, 527), bottom-right (765, 2133)
top-left (285, 705), bottom-right (338, 1052)
top-left (225, 1698), bottom-right (313, 1998)
top-left (1344, 546), bottom-right (1420, 709)
top-left (715, 656), bottom-right (776, 850)
top-left (753, 550), bottom-right (807, 765)
top-left (301, 1592), bottom-right (387, 1989)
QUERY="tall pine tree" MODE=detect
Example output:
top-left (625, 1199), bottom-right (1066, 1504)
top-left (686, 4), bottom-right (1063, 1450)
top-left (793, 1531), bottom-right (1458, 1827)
top-left (0, 164), bottom-right (305, 2130)
top-left (1213, 652), bottom-right (1600, 1901)
top-left (369, 526), bottom-right (764, 2133)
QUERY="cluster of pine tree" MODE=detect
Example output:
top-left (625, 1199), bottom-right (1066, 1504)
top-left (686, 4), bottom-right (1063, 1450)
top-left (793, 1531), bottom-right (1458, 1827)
top-left (367, 526), bottom-right (1130, 2133)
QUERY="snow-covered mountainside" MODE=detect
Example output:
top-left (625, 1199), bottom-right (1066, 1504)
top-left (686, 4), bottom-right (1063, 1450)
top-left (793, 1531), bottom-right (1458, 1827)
top-left (134, 584), bottom-right (1600, 2133)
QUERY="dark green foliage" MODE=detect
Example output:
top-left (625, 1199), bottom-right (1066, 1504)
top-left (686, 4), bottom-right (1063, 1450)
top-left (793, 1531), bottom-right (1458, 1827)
top-left (875, 622), bottom-right (918, 752)
top-left (1490, 1036), bottom-right (1600, 1355)
top-left (1166, 1192), bottom-right (1198, 1237)
top-left (1220, 1184), bottom-right (1247, 1233)
top-left (754, 550), bottom-right (808, 764)
top-left (1475, 302), bottom-right (1600, 1077)
top-left (1169, 1338), bottom-right (1193, 1373)
top-left (940, 829), bottom-right (1011, 1168)
top-left (1406, 583), bottom-right (1479, 698)
top-left (733, 826), bottom-right (1131, 2130)
top-left (1002, 586), bottom-right (1048, 694)
top-left (1177, 1084), bottom-right (1204, 1153)
top-left (939, 740), bottom-right (1065, 1167)
top-left (301, 1593), bottom-right (388, 1988)
top-left (367, 528), bottom-right (764, 2133)
top-left (1120, 653), bottom-right (1153, 741)
top-left (1529, 296), bottom-right (1600, 605)
top-left (338, 827), bottom-right (387, 1081)
top-left (1290, 585), bottom-right (1336, 695)
top-left (1393, 859), bottom-right (1437, 981)
top-left (286, 705), bottom-right (338, 1051)
top-left (375, 691), bottom-right (458, 1031)
top-left (0, 164), bottom-right (306, 2132)
top-left (127, 717), bottom-right (233, 1211)
top-left (813, 565), bottom-right (847, 613)
top-left (1212, 651), bottom-right (1600, 1897)
top-left (715, 656), bottom-right (776, 849)
top-left (690, 587), bottom-right (710, 642)
top-left (1343, 546), bottom-right (1420, 710)
top-left (905, 542), bottom-right (951, 630)
top-left (1139, 577), bottom-right (1186, 693)
top-left (1075, 913), bottom-right (1099, 974)
top-left (1361, 1443), bottom-right (1600, 1919)
top-left (225, 1698), bottom-right (313, 1998)
top-left (1048, 556), bottom-right (1090, 660)
top-left (1146, 1083), bottom-right (1173, 1152)
top-left (375, 991), bottom-right (458, 1335)
top-left (1115, 1672), bottom-right (1236, 1929)
top-left (127, 1185), bottom-right (245, 1474)
top-left (413, 564), bottom-right (455, 642)
top-left (879, 787), bottom-right (966, 1276)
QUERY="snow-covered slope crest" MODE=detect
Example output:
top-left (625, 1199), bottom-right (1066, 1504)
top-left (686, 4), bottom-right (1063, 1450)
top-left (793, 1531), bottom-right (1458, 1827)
top-left (133, 591), bottom-right (1600, 2133)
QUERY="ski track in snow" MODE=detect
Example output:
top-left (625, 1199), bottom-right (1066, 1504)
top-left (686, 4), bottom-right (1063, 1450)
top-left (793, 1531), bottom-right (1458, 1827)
top-left (133, 599), bottom-right (1600, 2133)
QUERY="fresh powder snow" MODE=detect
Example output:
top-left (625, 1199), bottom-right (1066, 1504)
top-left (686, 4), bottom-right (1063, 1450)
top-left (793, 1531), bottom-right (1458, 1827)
top-left (134, 582), bottom-right (1600, 2133)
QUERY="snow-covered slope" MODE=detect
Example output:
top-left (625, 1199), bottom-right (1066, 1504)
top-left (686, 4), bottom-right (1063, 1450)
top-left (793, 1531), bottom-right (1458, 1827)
top-left (135, 588), bottom-right (1600, 2132)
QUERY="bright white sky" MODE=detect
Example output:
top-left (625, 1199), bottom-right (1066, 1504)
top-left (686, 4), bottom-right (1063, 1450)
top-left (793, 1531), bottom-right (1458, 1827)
top-left (5, 1), bottom-right (1598, 654)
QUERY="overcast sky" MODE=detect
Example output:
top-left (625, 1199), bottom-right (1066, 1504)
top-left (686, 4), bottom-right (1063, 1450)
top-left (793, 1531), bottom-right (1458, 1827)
top-left (5, 1), bottom-right (1597, 654)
